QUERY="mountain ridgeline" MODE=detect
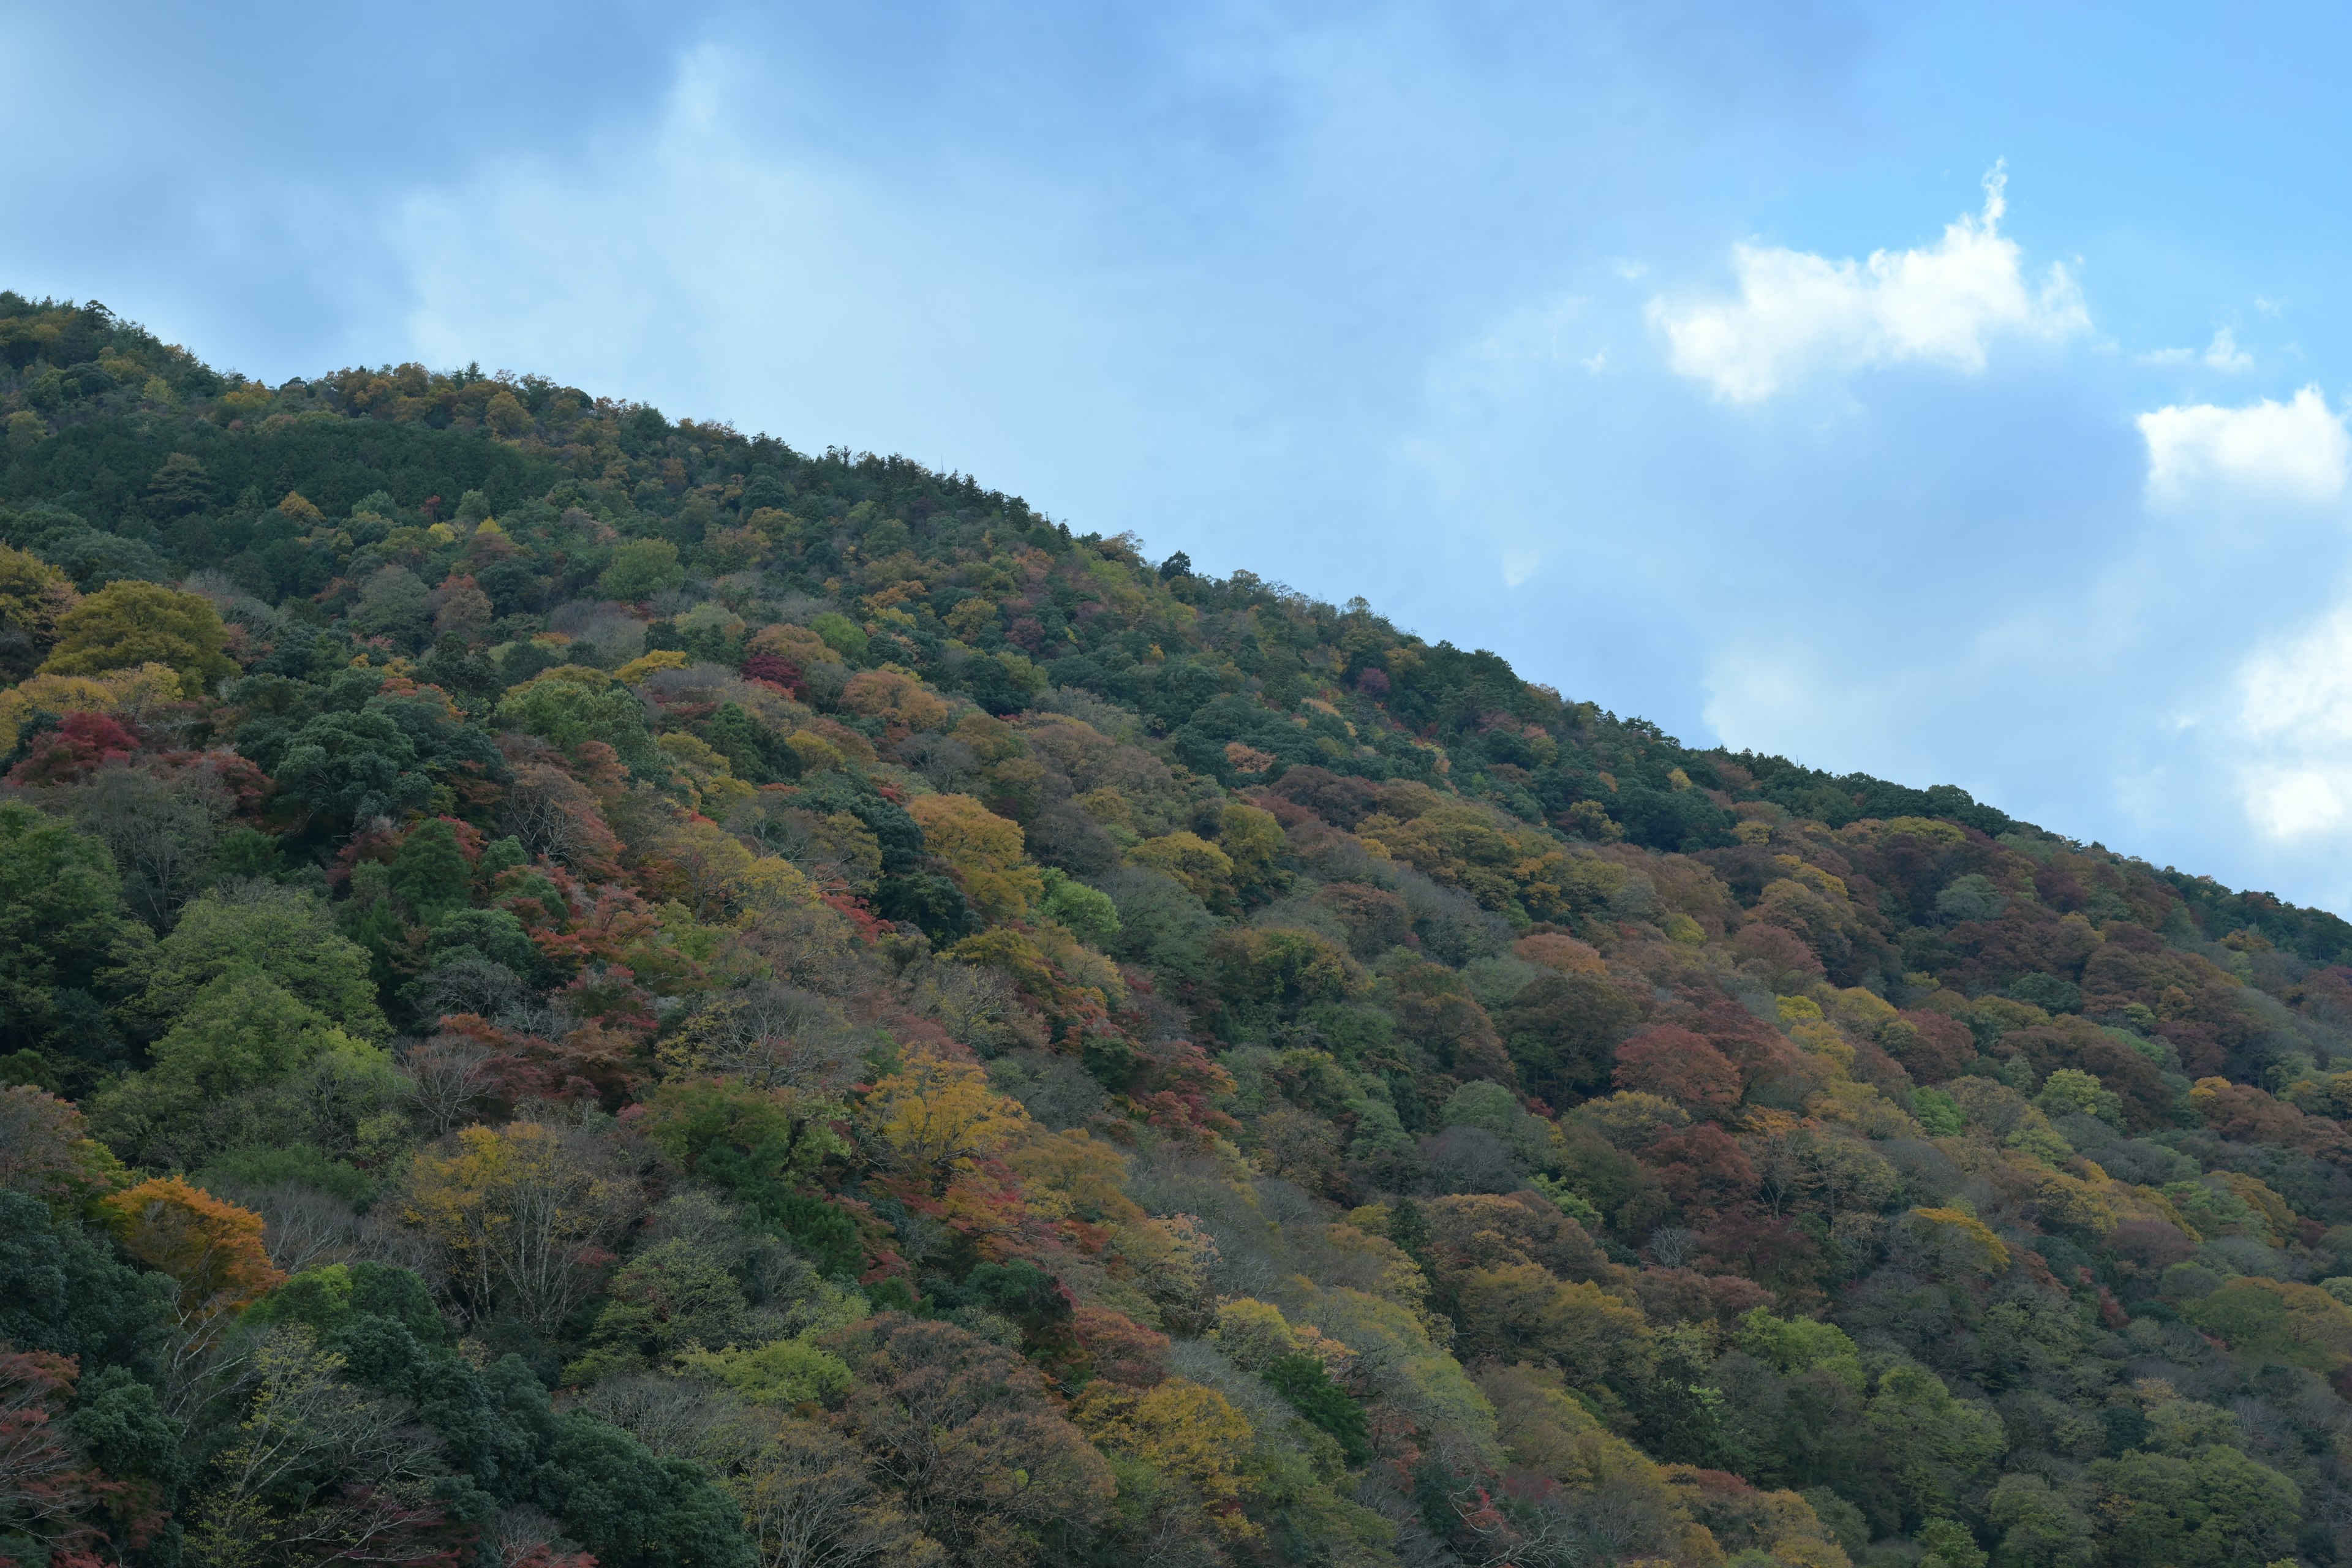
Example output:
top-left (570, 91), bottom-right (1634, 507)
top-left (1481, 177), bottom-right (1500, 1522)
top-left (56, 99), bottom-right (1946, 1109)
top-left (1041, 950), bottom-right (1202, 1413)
top-left (5, 292), bottom-right (2352, 1568)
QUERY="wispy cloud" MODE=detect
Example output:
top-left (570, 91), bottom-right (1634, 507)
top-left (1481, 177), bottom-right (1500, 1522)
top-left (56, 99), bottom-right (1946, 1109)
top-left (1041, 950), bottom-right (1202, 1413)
top-left (1649, 165), bottom-right (2087, 402)
top-left (2140, 326), bottom-right (2252, 372)
top-left (2237, 604), bottom-right (2352, 838)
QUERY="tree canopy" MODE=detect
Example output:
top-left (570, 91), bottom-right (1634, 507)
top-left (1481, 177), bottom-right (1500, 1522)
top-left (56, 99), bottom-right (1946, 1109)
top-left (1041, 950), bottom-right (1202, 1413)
top-left (5, 290), bottom-right (2352, 1568)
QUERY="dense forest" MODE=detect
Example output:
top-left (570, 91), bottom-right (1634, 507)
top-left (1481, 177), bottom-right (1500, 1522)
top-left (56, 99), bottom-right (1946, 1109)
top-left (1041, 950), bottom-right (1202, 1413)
top-left (4, 293), bottom-right (2352, 1568)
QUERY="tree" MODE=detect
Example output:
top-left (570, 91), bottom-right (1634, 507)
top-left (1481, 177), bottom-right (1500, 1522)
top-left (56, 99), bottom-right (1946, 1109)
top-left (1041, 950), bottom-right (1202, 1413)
top-left (274, 706), bottom-right (434, 829)
top-left (1985, 1472), bottom-right (2093, 1568)
top-left (348, 565), bottom-right (432, 646)
top-left (1453, 1266), bottom-right (1655, 1391)
top-left (1216, 803), bottom-right (1286, 903)
top-left (1209, 926), bottom-right (1366, 1023)
top-left (534, 1408), bottom-right (758, 1568)
top-left (682, 1340), bottom-right (854, 1408)
top-left (730, 1415), bottom-right (942, 1568)
top-left (2086, 1445), bottom-right (2300, 1568)
top-left (1125, 832), bottom-right (1234, 908)
top-left (655, 987), bottom-right (864, 1095)
top-left (50, 758), bottom-right (234, 929)
top-left (404, 1120), bottom-right (639, 1329)
top-left (639, 1079), bottom-right (847, 1219)
top-left (0, 1085), bottom-right (124, 1212)
top-left (0, 801), bottom-right (135, 1063)
top-left (102, 963), bottom-right (401, 1172)
top-left (828, 1314), bottom-right (1112, 1567)
top-left (600, 540), bottom-right (685, 600)
top-left (1493, 969), bottom-right (1642, 1097)
top-left (98, 1175), bottom-right (284, 1389)
top-left (1614, 1025), bottom-right (1742, 1117)
top-left (0, 540), bottom-right (77, 678)
top-left (1072, 1378), bottom-right (1257, 1539)
top-left (0, 663), bottom-right (184, 757)
top-left (859, 1048), bottom-right (1026, 1198)
top-left (144, 965), bottom-right (372, 1092)
top-left (41, 580), bottom-right (233, 698)
top-left (497, 668), bottom-right (665, 778)
top-left (0, 1346), bottom-right (111, 1555)
top-left (145, 451), bottom-right (216, 516)
top-left (183, 1324), bottom-right (458, 1568)
top-left (1035, 869), bottom-right (1118, 946)
top-left (904, 795), bottom-right (1038, 922)
top-left (571, 1237), bottom-right (759, 1378)
top-left (392, 818), bottom-right (474, 921)
top-left (1918, 1516), bottom-right (1988, 1568)
top-left (0, 1188), bottom-right (170, 1374)
top-left (143, 881), bottom-right (386, 1038)
top-left (1863, 1362), bottom-right (2006, 1531)
top-left (431, 573), bottom-right (496, 642)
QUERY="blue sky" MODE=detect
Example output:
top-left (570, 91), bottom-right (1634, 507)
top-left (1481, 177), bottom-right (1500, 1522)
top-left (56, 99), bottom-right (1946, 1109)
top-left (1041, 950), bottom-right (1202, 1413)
top-left (11, 1), bottom-right (2352, 910)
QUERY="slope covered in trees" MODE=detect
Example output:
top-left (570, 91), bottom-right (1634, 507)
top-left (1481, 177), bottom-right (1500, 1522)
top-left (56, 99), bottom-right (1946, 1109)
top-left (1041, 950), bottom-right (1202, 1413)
top-left (5, 291), bottom-right (2352, 1568)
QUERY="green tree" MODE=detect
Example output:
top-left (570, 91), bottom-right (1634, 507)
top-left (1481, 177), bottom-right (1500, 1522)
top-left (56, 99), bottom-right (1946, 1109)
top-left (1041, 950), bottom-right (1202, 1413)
top-left (1918, 1517), bottom-right (1988, 1568)
top-left (1864, 1362), bottom-right (2007, 1531)
top-left (638, 1079), bottom-right (846, 1223)
top-left (497, 668), bottom-right (665, 777)
top-left (807, 612), bottom-right (867, 661)
top-left (0, 802), bottom-right (134, 1058)
top-left (391, 818), bottom-right (472, 920)
top-left (535, 1411), bottom-right (756, 1568)
top-left (2086, 1446), bottom-right (2301, 1568)
top-left (569, 1236), bottom-right (758, 1379)
top-left (1986, 1472), bottom-right (2094, 1568)
top-left (144, 964), bottom-right (369, 1095)
top-left (600, 539), bottom-right (685, 600)
top-left (142, 881), bottom-right (387, 1039)
top-left (1038, 868), bottom-right (1120, 946)
top-left (0, 1187), bottom-right (171, 1373)
top-left (40, 579), bottom-right (232, 697)
top-left (346, 564), bottom-right (432, 645)
top-left (273, 707), bottom-right (434, 829)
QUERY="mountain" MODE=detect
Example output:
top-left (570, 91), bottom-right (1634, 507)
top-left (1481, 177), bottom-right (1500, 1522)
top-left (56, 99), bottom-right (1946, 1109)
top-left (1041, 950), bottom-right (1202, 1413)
top-left (2, 290), bottom-right (2350, 1568)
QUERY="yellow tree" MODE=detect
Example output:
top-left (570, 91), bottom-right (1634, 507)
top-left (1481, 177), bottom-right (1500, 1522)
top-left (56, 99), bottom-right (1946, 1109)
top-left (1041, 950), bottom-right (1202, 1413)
top-left (41, 581), bottom-right (233, 698)
top-left (906, 794), bottom-right (1039, 922)
top-left (1216, 803), bottom-right (1286, 900)
top-left (1125, 832), bottom-right (1234, 908)
top-left (403, 1121), bottom-right (638, 1329)
top-left (861, 1048), bottom-right (1027, 1197)
top-left (1072, 1378), bottom-right (1257, 1539)
top-left (0, 541), bottom-right (77, 674)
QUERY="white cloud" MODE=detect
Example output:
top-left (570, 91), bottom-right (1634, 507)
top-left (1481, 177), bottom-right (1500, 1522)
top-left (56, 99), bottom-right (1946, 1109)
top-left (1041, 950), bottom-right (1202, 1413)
top-left (2236, 605), bottom-right (2352, 838)
top-left (2140, 326), bottom-right (2252, 371)
top-left (1649, 165), bottom-right (2088, 401)
top-left (2204, 326), bottom-right (2253, 372)
top-left (2138, 385), bottom-right (2348, 510)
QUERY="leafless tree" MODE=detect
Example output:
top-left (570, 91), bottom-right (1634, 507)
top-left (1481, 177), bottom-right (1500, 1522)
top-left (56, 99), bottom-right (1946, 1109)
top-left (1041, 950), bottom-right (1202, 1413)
top-left (733, 1414), bottom-right (944, 1568)
top-left (187, 1327), bottom-right (451, 1568)
top-left (50, 760), bottom-right (231, 928)
top-left (661, 985), bottom-right (865, 1093)
top-left (398, 1034), bottom-right (502, 1136)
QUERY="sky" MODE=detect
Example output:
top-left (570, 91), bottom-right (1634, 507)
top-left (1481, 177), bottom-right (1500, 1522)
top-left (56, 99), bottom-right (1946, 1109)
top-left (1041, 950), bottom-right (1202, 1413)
top-left (8, 1), bottom-right (2352, 910)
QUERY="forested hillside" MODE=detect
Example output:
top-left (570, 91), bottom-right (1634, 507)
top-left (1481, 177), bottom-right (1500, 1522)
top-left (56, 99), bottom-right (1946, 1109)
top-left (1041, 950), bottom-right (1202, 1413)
top-left (7, 293), bottom-right (2352, 1568)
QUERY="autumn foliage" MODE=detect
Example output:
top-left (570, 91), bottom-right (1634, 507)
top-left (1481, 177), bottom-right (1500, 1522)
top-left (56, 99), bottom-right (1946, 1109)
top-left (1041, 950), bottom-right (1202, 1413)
top-left (8, 294), bottom-right (2352, 1568)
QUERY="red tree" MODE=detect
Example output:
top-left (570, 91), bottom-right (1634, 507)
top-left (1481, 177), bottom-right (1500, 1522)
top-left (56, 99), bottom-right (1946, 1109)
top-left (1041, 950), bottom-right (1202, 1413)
top-left (1615, 1025), bottom-right (1742, 1117)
